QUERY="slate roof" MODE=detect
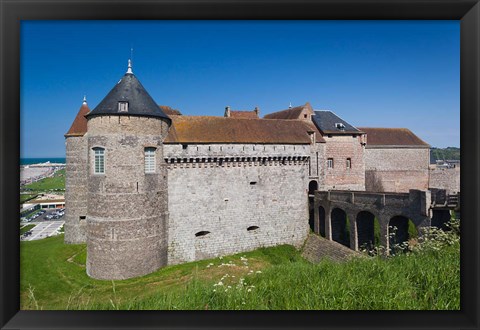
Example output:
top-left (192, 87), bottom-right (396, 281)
top-left (164, 116), bottom-right (325, 144)
top-left (230, 110), bottom-right (259, 119)
top-left (65, 101), bottom-right (90, 137)
top-left (264, 103), bottom-right (312, 120)
top-left (358, 127), bottom-right (430, 147)
top-left (86, 72), bottom-right (171, 123)
top-left (312, 111), bottom-right (362, 134)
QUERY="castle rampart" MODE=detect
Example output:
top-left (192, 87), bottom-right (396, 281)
top-left (166, 154), bottom-right (310, 264)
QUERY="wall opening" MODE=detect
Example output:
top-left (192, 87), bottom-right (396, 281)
top-left (308, 197), bottom-right (315, 232)
top-left (247, 226), bottom-right (259, 231)
top-left (195, 231), bottom-right (210, 237)
top-left (388, 216), bottom-right (416, 253)
top-left (431, 210), bottom-right (452, 230)
top-left (331, 208), bottom-right (350, 248)
top-left (318, 206), bottom-right (326, 237)
top-left (308, 180), bottom-right (318, 195)
top-left (250, 181), bottom-right (257, 185)
top-left (356, 211), bottom-right (379, 251)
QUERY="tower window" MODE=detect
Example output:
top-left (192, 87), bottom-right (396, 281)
top-left (118, 101), bottom-right (128, 112)
top-left (93, 147), bottom-right (105, 174)
top-left (145, 147), bottom-right (156, 173)
top-left (346, 158), bottom-right (352, 169)
top-left (327, 158), bottom-right (334, 169)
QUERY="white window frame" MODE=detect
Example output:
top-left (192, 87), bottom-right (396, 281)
top-left (118, 101), bottom-right (129, 112)
top-left (144, 147), bottom-right (156, 173)
top-left (93, 148), bottom-right (105, 174)
top-left (327, 158), bottom-right (334, 169)
top-left (346, 158), bottom-right (352, 169)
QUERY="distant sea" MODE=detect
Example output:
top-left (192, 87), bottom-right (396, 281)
top-left (21, 158), bottom-right (66, 165)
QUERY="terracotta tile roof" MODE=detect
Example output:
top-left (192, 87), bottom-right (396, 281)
top-left (264, 102), bottom-right (312, 120)
top-left (164, 116), bottom-right (325, 144)
top-left (65, 102), bottom-right (90, 137)
top-left (358, 127), bottom-right (430, 147)
top-left (230, 110), bottom-right (259, 119)
top-left (159, 105), bottom-right (182, 116)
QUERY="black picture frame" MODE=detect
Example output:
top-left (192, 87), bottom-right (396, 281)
top-left (1, 0), bottom-right (478, 329)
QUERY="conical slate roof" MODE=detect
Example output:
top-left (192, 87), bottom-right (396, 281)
top-left (86, 65), bottom-right (171, 123)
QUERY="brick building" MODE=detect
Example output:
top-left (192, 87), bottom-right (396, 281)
top-left (65, 62), bottom-right (433, 280)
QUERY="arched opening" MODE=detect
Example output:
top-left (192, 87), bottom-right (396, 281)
top-left (307, 180), bottom-right (318, 233)
top-left (331, 208), bottom-right (349, 248)
top-left (308, 197), bottom-right (315, 232)
top-left (318, 206), bottom-right (326, 237)
top-left (431, 210), bottom-right (452, 231)
top-left (356, 211), bottom-right (378, 251)
top-left (388, 216), bottom-right (417, 253)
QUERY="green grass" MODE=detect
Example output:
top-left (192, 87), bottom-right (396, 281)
top-left (20, 194), bottom-right (38, 204)
top-left (23, 169), bottom-right (65, 192)
top-left (20, 224), bottom-right (36, 235)
top-left (21, 234), bottom-right (459, 310)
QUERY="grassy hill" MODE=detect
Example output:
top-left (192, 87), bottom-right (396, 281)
top-left (22, 169), bottom-right (65, 193)
top-left (430, 147), bottom-right (460, 164)
top-left (21, 233), bottom-right (459, 310)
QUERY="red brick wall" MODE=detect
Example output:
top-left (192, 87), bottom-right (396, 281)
top-left (323, 135), bottom-right (365, 190)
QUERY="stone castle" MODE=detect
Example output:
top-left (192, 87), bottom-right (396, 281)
top-left (64, 61), bottom-right (443, 280)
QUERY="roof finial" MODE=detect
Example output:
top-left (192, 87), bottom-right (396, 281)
top-left (127, 59), bottom-right (133, 74)
top-left (289, 102), bottom-right (292, 109)
top-left (83, 95), bottom-right (87, 104)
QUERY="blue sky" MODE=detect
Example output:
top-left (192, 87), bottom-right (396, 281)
top-left (21, 20), bottom-right (459, 158)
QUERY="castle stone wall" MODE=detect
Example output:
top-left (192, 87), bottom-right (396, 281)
top-left (364, 147), bottom-right (429, 193)
top-left (429, 167), bottom-right (460, 193)
top-left (86, 116), bottom-right (170, 280)
top-left (324, 135), bottom-right (365, 190)
top-left (165, 144), bottom-right (310, 265)
top-left (64, 136), bottom-right (88, 243)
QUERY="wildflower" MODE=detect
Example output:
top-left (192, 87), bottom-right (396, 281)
top-left (256, 271), bottom-right (262, 274)
top-left (247, 289), bottom-right (251, 292)
top-left (213, 289), bottom-right (216, 292)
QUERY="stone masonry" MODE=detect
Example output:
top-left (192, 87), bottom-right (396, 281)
top-left (364, 148), bottom-right (430, 193)
top-left (86, 116), bottom-right (170, 280)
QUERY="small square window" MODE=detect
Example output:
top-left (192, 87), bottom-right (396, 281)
top-left (118, 101), bottom-right (128, 112)
top-left (327, 158), bottom-right (334, 169)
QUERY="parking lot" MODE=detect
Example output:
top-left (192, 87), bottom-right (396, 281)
top-left (20, 208), bottom-right (65, 241)
top-left (21, 220), bottom-right (64, 241)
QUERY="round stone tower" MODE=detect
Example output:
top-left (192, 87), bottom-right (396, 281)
top-left (85, 60), bottom-right (171, 280)
top-left (64, 97), bottom-right (90, 244)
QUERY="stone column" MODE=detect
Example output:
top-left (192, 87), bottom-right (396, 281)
top-left (378, 215), bottom-right (390, 256)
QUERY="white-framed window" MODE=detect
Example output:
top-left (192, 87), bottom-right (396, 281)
top-left (93, 147), bottom-right (105, 174)
top-left (327, 158), bottom-right (334, 169)
top-left (145, 147), bottom-right (156, 173)
top-left (346, 158), bottom-right (352, 169)
top-left (118, 101), bottom-right (128, 112)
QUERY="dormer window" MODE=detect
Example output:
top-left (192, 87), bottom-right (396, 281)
top-left (118, 101), bottom-right (128, 112)
top-left (335, 123), bottom-right (345, 130)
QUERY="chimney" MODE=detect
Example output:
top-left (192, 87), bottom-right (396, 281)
top-left (254, 106), bottom-right (260, 118)
top-left (224, 106), bottom-right (231, 118)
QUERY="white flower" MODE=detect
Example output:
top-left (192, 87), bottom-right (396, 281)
top-left (247, 289), bottom-right (251, 292)
top-left (256, 271), bottom-right (262, 274)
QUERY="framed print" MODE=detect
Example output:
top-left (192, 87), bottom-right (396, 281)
top-left (1, 0), bottom-right (479, 329)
